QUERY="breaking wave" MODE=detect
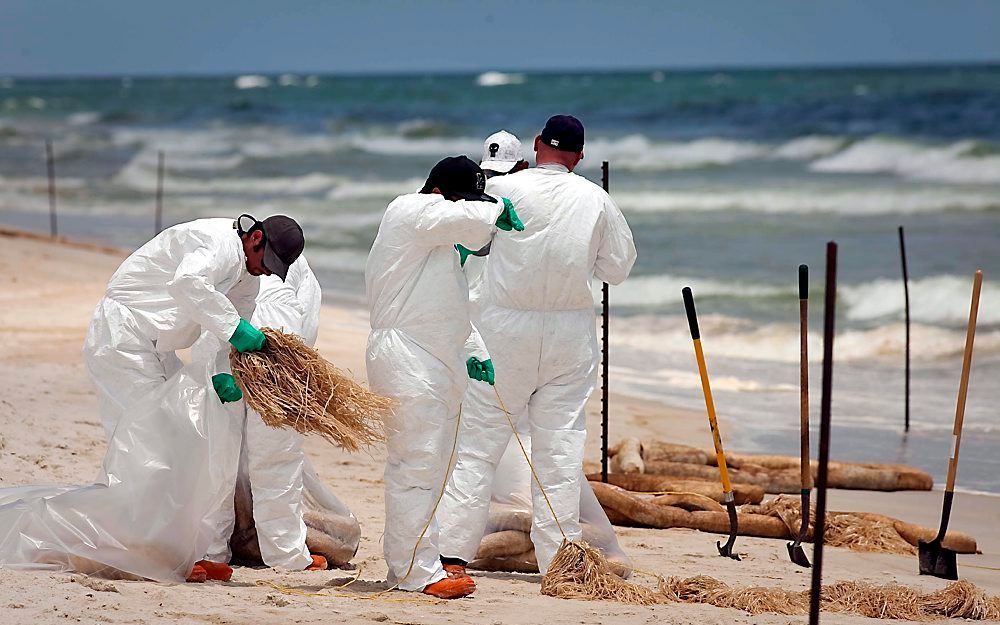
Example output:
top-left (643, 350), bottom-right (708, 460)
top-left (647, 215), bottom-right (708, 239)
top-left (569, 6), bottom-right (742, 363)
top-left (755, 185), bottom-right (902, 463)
top-left (614, 188), bottom-right (1000, 215)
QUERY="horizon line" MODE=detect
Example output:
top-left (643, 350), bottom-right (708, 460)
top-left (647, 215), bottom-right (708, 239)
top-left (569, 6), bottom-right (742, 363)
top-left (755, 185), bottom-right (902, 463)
top-left (5, 58), bottom-right (999, 81)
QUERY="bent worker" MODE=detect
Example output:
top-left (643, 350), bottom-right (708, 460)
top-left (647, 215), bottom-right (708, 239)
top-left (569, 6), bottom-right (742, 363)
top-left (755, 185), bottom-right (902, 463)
top-left (365, 155), bottom-right (523, 599)
top-left (439, 115), bottom-right (637, 576)
top-left (195, 255), bottom-right (339, 573)
top-left (82, 213), bottom-right (305, 581)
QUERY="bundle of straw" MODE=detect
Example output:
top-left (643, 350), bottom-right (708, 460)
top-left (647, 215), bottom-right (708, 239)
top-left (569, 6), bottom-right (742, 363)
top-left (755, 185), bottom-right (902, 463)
top-left (230, 328), bottom-right (390, 451)
top-left (541, 535), bottom-right (999, 619)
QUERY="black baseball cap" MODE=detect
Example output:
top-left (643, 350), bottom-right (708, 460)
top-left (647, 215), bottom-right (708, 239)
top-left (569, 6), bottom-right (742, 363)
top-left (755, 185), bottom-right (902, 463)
top-left (420, 155), bottom-right (497, 203)
top-left (236, 214), bottom-right (305, 281)
top-left (540, 114), bottom-right (585, 153)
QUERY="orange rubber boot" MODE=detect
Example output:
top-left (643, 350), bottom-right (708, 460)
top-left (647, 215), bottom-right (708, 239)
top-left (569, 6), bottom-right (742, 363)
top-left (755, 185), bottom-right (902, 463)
top-left (186, 565), bottom-right (207, 583)
top-left (423, 576), bottom-right (475, 599)
top-left (195, 560), bottom-right (233, 582)
top-left (442, 563), bottom-right (469, 579)
top-left (306, 555), bottom-right (327, 571)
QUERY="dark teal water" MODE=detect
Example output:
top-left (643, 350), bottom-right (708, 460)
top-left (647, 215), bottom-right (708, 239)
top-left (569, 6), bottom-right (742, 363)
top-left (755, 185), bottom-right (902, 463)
top-left (1, 66), bottom-right (998, 491)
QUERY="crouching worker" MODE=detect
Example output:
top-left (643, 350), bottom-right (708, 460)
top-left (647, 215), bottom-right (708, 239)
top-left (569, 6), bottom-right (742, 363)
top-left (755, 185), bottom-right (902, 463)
top-left (82, 214), bottom-right (305, 581)
top-left (365, 156), bottom-right (523, 599)
top-left (195, 255), bottom-right (361, 573)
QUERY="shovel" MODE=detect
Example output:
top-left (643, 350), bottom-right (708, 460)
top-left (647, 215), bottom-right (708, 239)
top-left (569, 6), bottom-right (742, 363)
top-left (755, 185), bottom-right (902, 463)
top-left (683, 286), bottom-right (740, 560)
top-left (788, 264), bottom-right (813, 568)
top-left (918, 269), bottom-right (982, 580)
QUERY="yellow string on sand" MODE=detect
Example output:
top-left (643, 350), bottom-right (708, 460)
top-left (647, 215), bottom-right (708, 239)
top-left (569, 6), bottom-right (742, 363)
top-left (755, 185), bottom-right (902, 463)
top-left (255, 579), bottom-right (331, 598)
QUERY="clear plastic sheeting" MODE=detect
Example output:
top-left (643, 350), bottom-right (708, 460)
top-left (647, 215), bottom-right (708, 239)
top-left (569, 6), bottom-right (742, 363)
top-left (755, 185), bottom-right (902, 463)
top-left (0, 360), bottom-right (241, 582)
top-left (470, 430), bottom-right (630, 575)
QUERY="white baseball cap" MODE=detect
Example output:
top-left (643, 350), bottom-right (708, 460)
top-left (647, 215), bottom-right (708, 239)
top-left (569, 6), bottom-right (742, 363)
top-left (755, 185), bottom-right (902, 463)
top-left (480, 130), bottom-right (524, 173)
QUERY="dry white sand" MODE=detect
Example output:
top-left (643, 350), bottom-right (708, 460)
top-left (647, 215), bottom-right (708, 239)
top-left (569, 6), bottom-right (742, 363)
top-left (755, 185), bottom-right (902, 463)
top-left (0, 230), bottom-right (997, 625)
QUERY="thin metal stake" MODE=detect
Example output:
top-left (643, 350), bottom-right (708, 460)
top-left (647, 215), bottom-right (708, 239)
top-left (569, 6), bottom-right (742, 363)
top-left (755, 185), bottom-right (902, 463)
top-left (45, 140), bottom-right (57, 237)
top-left (809, 241), bottom-right (838, 625)
top-left (898, 226), bottom-right (910, 433)
top-left (155, 150), bottom-right (165, 234)
top-left (601, 160), bottom-right (610, 483)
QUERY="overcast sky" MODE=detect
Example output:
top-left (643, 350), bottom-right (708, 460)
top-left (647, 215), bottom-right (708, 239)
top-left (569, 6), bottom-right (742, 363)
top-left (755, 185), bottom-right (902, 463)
top-left (2, 0), bottom-right (999, 77)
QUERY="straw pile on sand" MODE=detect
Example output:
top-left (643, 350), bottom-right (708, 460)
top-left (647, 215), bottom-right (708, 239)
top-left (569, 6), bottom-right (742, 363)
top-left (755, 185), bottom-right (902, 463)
top-left (231, 328), bottom-right (390, 451)
top-left (745, 495), bottom-right (977, 555)
top-left (543, 550), bottom-right (1000, 620)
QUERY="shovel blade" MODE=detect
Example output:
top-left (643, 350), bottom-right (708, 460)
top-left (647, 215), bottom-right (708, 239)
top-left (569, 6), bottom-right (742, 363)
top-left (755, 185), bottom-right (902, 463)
top-left (787, 541), bottom-right (811, 568)
top-left (918, 539), bottom-right (958, 580)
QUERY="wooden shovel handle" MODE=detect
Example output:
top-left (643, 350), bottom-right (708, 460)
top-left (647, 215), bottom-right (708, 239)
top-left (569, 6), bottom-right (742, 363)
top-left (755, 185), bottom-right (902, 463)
top-left (946, 270), bottom-right (982, 493)
top-left (799, 265), bottom-right (811, 490)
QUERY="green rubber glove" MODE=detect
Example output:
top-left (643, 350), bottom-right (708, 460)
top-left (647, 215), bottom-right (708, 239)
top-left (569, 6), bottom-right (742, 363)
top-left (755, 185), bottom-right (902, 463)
top-left (229, 318), bottom-right (266, 353)
top-left (455, 244), bottom-right (474, 267)
top-left (212, 373), bottom-right (243, 403)
top-left (466, 357), bottom-right (495, 385)
top-left (495, 197), bottom-right (524, 232)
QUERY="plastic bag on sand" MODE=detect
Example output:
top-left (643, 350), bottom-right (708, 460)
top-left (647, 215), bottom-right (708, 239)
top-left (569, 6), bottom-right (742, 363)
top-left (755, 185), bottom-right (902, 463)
top-left (0, 360), bottom-right (241, 582)
top-left (470, 428), bottom-right (631, 575)
top-left (230, 452), bottom-right (361, 567)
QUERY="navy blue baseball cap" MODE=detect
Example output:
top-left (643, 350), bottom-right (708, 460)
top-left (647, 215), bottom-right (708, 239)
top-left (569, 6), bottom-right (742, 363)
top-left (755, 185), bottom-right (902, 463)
top-left (540, 115), bottom-right (585, 153)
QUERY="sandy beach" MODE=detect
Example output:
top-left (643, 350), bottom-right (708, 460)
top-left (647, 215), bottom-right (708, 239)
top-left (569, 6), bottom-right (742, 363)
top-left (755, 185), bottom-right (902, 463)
top-left (0, 229), bottom-right (997, 625)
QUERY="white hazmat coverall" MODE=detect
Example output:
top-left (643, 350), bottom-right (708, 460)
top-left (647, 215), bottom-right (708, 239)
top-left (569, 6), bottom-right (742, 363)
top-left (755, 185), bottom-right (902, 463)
top-left (440, 164), bottom-right (636, 573)
top-left (365, 192), bottom-right (503, 591)
top-left (196, 256), bottom-right (322, 569)
top-left (82, 218), bottom-right (259, 439)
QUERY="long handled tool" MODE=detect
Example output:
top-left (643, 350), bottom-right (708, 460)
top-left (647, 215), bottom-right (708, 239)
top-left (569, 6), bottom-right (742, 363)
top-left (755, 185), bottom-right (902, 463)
top-left (918, 269), bottom-right (982, 580)
top-left (682, 286), bottom-right (739, 560)
top-left (788, 264), bottom-right (812, 568)
top-left (809, 242), bottom-right (838, 625)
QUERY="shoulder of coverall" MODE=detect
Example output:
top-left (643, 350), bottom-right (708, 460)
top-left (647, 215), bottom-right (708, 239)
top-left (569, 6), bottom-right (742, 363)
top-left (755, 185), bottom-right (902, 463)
top-left (182, 218), bottom-right (248, 274)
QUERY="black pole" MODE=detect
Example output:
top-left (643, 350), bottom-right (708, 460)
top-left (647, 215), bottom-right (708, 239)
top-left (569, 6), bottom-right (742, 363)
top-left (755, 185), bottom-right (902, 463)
top-left (809, 241), bottom-right (837, 625)
top-left (899, 226), bottom-right (910, 433)
top-left (601, 160), bottom-right (610, 483)
top-left (155, 150), bottom-right (165, 235)
top-left (45, 140), bottom-right (57, 237)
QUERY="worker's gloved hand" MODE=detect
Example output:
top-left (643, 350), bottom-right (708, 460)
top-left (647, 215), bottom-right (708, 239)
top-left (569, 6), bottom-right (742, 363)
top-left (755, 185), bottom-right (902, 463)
top-left (466, 357), bottom-right (495, 385)
top-left (455, 244), bottom-right (474, 267)
top-left (495, 198), bottom-right (524, 232)
top-left (229, 318), bottom-right (266, 353)
top-left (212, 373), bottom-right (243, 403)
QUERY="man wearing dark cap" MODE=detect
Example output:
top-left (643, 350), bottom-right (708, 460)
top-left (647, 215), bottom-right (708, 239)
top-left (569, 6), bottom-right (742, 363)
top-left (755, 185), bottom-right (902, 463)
top-left (82, 213), bottom-right (305, 581)
top-left (439, 116), bottom-right (637, 577)
top-left (366, 155), bottom-right (522, 599)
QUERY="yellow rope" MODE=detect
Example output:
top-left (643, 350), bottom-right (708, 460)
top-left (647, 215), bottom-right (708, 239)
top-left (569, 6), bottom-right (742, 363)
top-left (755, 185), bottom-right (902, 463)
top-left (492, 386), bottom-right (568, 540)
top-left (363, 404), bottom-right (464, 601)
top-left (255, 579), bottom-right (331, 597)
top-left (492, 386), bottom-right (674, 584)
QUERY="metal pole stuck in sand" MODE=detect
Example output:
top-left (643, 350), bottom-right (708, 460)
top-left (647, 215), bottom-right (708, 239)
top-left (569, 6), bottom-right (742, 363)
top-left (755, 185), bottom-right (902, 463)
top-left (809, 241), bottom-right (838, 625)
top-left (601, 160), bottom-right (610, 484)
top-left (155, 150), bottom-right (165, 235)
top-left (45, 140), bottom-right (57, 237)
top-left (898, 226), bottom-right (911, 433)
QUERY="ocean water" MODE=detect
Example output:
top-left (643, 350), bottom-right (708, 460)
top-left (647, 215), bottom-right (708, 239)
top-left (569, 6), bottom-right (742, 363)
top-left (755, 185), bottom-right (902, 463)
top-left (1, 65), bottom-right (998, 492)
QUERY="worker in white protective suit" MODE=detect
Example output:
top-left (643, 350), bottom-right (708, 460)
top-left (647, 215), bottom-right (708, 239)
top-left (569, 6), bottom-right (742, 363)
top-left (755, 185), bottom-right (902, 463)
top-left (82, 213), bottom-right (305, 581)
top-left (194, 255), bottom-right (332, 572)
top-left (439, 115), bottom-right (637, 576)
top-left (456, 130), bottom-right (529, 270)
top-left (365, 155), bottom-right (523, 599)
top-left (450, 130), bottom-right (630, 576)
